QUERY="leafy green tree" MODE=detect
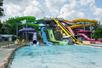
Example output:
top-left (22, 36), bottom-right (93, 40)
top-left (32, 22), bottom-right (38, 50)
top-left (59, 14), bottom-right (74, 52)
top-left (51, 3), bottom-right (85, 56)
top-left (0, 0), bottom-right (3, 16)
top-left (5, 16), bottom-right (39, 34)
top-left (92, 27), bottom-right (102, 39)
top-left (0, 20), bottom-right (2, 28)
top-left (0, 20), bottom-right (2, 33)
top-left (1, 24), bottom-right (10, 34)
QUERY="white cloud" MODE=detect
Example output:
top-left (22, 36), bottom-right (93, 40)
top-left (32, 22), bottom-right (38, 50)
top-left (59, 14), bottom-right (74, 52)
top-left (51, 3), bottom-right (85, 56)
top-left (45, 0), bottom-right (66, 17)
top-left (58, 1), bottom-right (85, 19)
top-left (80, 0), bottom-right (95, 7)
top-left (1, 0), bottom-right (102, 23)
top-left (4, 4), bottom-right (21, 16)
top-left (58, 4), bottom-right (74, 18)
top-left (23, 0), bottom-right (44, 18)
top-left (94, 8), bottom-right (102, 16)
top-left (94, 8), bottom-right (102, 23)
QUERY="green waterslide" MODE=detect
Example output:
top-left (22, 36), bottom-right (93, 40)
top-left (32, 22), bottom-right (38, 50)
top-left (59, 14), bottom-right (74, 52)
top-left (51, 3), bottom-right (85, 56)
top-left (47, 29), bottom-right (68, 45)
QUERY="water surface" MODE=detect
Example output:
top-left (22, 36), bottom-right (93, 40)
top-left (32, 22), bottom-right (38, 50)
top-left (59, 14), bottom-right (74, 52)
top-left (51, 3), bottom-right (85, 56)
top-left (9, 45), bottom-right (102, 68)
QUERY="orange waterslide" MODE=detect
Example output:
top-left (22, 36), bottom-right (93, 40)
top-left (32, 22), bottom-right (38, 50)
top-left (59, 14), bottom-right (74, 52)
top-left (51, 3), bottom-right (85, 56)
top-left (66, 27), bottom-right (75, 36)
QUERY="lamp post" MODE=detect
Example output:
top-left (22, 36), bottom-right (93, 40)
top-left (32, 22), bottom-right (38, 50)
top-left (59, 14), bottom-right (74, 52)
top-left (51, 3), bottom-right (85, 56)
top-left (16, 22), bottom-right (18, 38)
top-left (21, 20), bottom-right (28, 40)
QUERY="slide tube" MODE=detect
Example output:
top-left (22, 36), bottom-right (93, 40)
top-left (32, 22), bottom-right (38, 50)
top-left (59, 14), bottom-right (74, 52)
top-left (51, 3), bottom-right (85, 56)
top-left (41, 27), bottom-right (53, 46)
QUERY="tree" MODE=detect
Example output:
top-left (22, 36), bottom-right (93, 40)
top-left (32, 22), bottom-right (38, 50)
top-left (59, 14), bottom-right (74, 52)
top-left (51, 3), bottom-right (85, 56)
top-left (0, 0), bottom-right (3, 16)
top-left (92, 27), bottom-right (102, 39)
top-left (0, 20), bottom-right (2, 28)
top-left (5, 16), bottom-right (39, 34)
top-left (0, 20), bottom-right (2, 33)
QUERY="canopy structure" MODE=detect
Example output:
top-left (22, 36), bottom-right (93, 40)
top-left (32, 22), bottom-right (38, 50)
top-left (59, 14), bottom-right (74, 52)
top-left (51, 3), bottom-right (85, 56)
top-left (19, 28), bottom-right (35, 32)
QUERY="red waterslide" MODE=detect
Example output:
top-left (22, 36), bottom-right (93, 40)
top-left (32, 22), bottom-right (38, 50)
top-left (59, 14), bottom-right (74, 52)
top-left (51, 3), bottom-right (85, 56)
top-left (79, 33), bottom-right (102, 44)
top-left (79, 33), bottom-right (95, 41)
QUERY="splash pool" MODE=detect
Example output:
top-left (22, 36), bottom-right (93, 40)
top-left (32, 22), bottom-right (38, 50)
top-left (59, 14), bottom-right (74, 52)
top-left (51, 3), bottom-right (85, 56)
top-left (9, 45), bottom-right (102, 68)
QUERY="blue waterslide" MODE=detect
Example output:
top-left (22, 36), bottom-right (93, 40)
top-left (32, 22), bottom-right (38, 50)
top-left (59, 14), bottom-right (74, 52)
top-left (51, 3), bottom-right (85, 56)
top-left (41, 27), bottom-right (53, 46)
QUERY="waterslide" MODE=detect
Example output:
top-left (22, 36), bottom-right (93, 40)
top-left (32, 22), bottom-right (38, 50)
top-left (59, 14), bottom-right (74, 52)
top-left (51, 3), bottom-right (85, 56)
top-left (47, 29), bottom-right (59, 43)
top-left (79, 33), bottom-right (95, 41)
top-left (79, 33), bottom-right (102, 43)
top-left (64, 19), bottom-right (99, 44)
top-left (66, 27), bottom-right (75, 36)
top-left (70, 24), bottom-right (93, 29)
top-left (64, 19), bottom-right (97, 29)
top-left (32, 32), bottom-right (37, 44)
top-left (41, 27), bottom-right (52, 46)
top-left (47, 29), bottom-right (68, 45)
top-left (52, 18), bottom-right (81, 44)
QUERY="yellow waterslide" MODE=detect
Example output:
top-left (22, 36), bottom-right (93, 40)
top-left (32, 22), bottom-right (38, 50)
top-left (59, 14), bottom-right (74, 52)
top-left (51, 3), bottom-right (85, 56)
top-left (70, 24), bottom-right (94, 29)
top-left (52, 18), bottom-right (82, 44)
top-left (64, 18), bottom-right (97, 29)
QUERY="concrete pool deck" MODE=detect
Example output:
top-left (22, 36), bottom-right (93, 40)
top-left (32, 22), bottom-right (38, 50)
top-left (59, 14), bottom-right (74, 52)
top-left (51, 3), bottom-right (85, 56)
top-left (0, 42), bottom-right (21, 68)
top-left (0, 42), bottom-right (28, 68)
top-left (0, 47), bottom-right (15, 68)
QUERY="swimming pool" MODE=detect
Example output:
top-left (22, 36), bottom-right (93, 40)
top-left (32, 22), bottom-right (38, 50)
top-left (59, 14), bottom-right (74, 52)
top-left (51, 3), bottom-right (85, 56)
top-left (9, 45), bottom-right (102, 68)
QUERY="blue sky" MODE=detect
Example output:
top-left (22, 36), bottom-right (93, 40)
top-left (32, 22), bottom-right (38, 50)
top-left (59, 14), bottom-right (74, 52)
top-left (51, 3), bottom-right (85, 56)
top-left (96, 0), bottom-right (102, 8)
top-left (1, 0), bottom-right (102, 23)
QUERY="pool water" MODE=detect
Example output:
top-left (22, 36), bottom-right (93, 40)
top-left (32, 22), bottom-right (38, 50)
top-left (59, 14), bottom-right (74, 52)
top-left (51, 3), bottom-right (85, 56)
top-left (9, 45), bottom-right (102, 68)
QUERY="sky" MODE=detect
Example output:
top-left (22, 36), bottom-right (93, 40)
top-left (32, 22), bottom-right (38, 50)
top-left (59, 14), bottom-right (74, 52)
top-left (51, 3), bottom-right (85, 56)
top-left (1, 0), bottom-right (102, 23)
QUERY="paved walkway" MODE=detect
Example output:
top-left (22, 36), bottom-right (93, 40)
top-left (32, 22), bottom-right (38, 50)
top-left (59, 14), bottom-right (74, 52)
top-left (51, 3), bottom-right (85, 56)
top-left (0, 47), bottom-right (15, 68)
top-left (0, 41), bottom-right (27, 68)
